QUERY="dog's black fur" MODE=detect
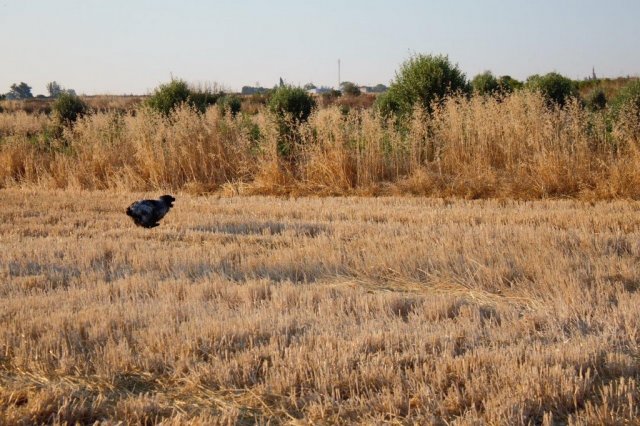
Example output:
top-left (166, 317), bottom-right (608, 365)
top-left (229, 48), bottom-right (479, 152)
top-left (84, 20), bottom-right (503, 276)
top-left (126, 195), bottom-right (175, 228)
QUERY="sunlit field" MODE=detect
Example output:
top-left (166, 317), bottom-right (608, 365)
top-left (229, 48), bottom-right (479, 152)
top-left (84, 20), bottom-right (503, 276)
top-left (2, 189), bottom-right (640, 424)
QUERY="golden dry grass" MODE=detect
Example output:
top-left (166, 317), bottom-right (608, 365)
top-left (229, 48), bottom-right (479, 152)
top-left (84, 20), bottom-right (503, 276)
top-left (2, 189), bottom-right (640, 424)
top-left (1, 91), bottom-right (639, 199)
top-left (0, 111), bottom-right (49, 138)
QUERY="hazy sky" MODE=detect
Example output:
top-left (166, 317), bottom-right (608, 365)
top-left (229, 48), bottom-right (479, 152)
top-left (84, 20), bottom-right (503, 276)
top-left (2, 0), bottom-right (639, 95)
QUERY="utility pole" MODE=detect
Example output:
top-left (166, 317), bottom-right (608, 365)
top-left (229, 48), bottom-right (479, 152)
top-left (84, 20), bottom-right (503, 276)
top-left (338, 59), bottom-right (341, 89)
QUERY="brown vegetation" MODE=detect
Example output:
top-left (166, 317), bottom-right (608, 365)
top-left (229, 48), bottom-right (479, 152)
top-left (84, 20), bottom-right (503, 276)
top-left (320, 93), bottom-right (377, 110)
top-left (577, 77), bottom-right (639, 101)
top-left (0, 96), bottom-right (145, 115)
top-left (1, 91), bottom-right (640, 199)
top-left (82, 95), bottom-right (146, 113)
top-left (1, 190), bottom-right (640, 423)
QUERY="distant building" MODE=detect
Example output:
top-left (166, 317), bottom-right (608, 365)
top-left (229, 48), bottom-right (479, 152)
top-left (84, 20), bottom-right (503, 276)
top-left (306, 86), bottom-right (335, 95)
top-left (342, 84), bottom-right (388, 94)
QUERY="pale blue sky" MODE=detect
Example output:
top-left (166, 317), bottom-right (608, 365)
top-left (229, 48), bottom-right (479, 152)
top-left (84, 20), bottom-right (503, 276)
top-left (1, 0), bottom-right (639, 95)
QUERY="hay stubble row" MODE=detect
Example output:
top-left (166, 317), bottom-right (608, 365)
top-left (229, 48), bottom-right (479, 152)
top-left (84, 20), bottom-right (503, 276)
top-left (1, 190), bottom-right (640, 424)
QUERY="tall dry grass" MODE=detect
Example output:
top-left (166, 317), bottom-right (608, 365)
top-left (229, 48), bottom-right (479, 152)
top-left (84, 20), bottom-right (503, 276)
top-left (1, 190), bottom-right (640, 423)
top-left (1, 91), bottom-right (639, 198)
top-left (0, 110), bottom-right (49, 138)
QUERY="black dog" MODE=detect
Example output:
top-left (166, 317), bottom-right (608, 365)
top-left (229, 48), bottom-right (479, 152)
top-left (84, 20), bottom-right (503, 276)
top-left (126, 195), bottom-right (175, 228)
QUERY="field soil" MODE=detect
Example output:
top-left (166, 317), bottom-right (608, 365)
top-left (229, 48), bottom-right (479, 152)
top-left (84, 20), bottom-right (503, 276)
top-left (1, 190), bottom-right (640, 424)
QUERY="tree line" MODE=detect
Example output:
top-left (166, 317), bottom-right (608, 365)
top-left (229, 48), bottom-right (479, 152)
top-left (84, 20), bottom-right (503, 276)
top-left (1, 81), bottom-right (76, 100)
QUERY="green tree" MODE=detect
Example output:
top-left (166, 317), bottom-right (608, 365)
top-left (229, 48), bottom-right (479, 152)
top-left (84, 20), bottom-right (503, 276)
top-left (8, 82), bottom-right (33, 99)
top-left (268, 85), bottom-right (316, 158)
top-left (217, 95), bottom-right (242, 117)
top-left (146, 79), bottom-right (223, 115)
top-left (376, 53), bottom-right (468, 116)
top-left (525, 72), bottom-right (578, 107)
top-left (471, 71), bottom-right (499, 96)
top-left (497, 75), bottom-right (523, 94)
top-left (145, 80), bottom-right (192, 116)
top-left (53, 92), bottom-right (88, 126)
top-left (46, 81), bottom-right (64, 98)
top-left (341, 81), bottom-right (361, 96)
top-left (268, 85), bottom-right (316, 122)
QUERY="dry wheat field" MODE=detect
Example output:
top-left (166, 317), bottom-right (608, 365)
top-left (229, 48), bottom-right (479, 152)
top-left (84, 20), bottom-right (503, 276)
top-left (1, 189), bottom-right (640, 424)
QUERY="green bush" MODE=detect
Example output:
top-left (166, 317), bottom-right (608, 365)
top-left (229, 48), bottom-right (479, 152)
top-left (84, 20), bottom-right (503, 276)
top-left (52, 92), bottom-right (88, 125)
top-left (217, 95), bottom-right (242, 117)
top-left (376, 53), bottom-right (468, 116)
top-left (146, 80), bottom-right (191, 116)
top-left (146, 79), bottom-right (225, 115)
top-left (525, 72), bottom-right (578, 107)
top-left (189, 90), bottom-right (224, 113)
top-left (610, 80), bottom-right (640, 117)
top-left (471, 71), bottom-right (499, 96)
top-left (375, 93), bottom-right (401, 117)
top-left (268, 85), bottom-right (316, 122)
top-left (267, 86), bottom-right (316, 159)
top-left (341, 81), bottom-right (361, 97)
top-left (585, 88), bottom-right (607, 111)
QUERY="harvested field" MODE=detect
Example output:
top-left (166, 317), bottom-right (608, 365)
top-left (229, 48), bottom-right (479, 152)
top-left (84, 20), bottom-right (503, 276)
top-left (1, 189), bottom-right (640, 424)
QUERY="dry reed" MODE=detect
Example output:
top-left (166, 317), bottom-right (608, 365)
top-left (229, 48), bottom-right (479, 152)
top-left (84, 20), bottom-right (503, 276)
top-left (1, 91), bottom-right (639, 199)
